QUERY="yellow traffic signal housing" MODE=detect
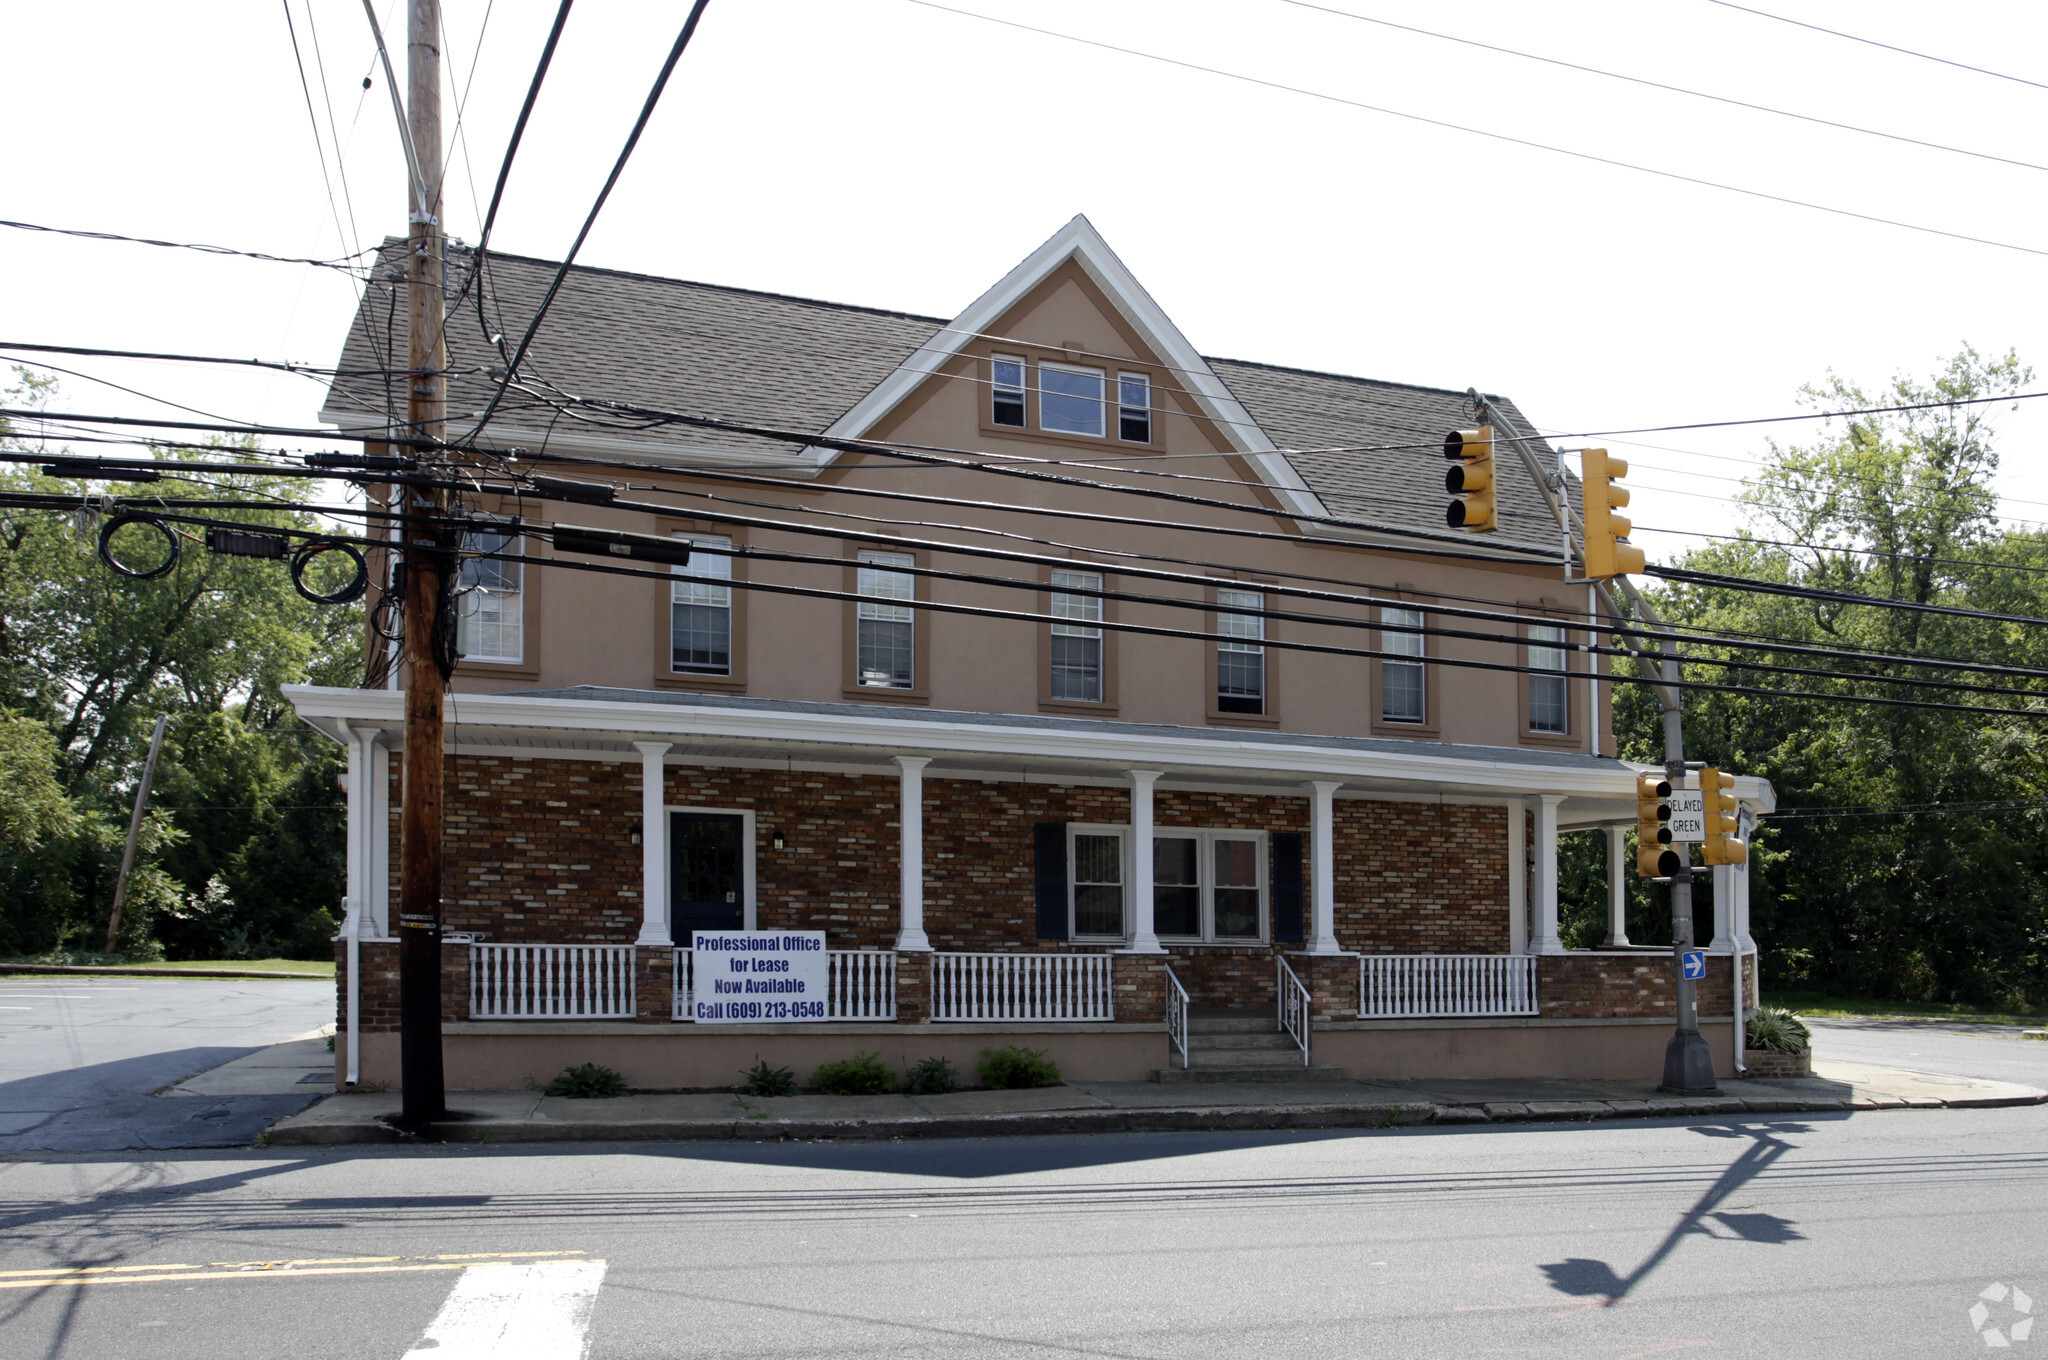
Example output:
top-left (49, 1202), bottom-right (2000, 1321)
top-left (1700, 767), bottom-right (1748, 866)
top-left (1636, 773), bottom-right (1682, 877)
top-left (1443, 425), bottom-right (1497, 533)
top-left (1581, 448), bottom-right (1646, 579)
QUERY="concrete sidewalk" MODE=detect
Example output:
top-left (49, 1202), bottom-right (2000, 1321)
top-left (264, 1057), bottom-right (2046, 1145)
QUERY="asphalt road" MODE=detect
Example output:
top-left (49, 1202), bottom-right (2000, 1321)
top-left (1806, 1016), bottom-right (2048, 1087)
top-left (2, 1108), bottom-right (2042, 1359)
top-left (0, 977), bottom-right (334, 1153)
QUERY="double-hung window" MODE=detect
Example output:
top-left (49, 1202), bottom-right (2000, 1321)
top-left (670, 534), bottom-right (734, 675)
top-left (1216, 587), bottom-right (1265, 715)
top-left (1380, 606), bottom-right (1426, 724)
top-left (855, 550), bottom-right (916, 688)
top-left (1528, 622), bottom-right (1570, 734)
top-left (1050, 569), bottom-right (1104, 702)
top-left (1040, 364), bottom-right (1106, 438)
top-left (1069, 826), bottom-right (1266, 942)
top-left (1117, 374), bottom-right (1151, 442)
top-left (455, 519), bottom-right (522, 664)
top-left (991, 355), bottom-right (1026, 427)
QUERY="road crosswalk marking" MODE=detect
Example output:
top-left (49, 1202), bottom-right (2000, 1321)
top-left (401, 1259), bottom-right (608, 1360)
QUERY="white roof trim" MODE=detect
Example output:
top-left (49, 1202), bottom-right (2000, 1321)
top-left (812, 215), bottom-right (1328, 521)
top-left (286, 684), bottom-right (1676, 801)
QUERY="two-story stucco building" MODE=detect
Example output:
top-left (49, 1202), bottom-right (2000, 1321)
top-left (289, 217), bottom-right (1769, 1091)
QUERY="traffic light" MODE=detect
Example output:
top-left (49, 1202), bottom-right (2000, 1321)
top-left (1443, 425), bottom-right (1496, 533)
top-left (1581, 448), bottom-right (1645, 579)
top-left (1636, 773), bottom-right (1682, 878)
top-left (1700, 766), bottom-right (1748, 866)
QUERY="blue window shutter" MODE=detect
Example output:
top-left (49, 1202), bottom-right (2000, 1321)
top-left (1271, 832), bottom-right (1304, 943)
top-left (1034, 822), bottom-right (1070, 940)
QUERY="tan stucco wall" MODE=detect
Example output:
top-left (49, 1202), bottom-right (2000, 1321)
top-left (1314, 1018), bottom-right (1739, 1081)
top-left (442, 259), bottom-right (1613, 756)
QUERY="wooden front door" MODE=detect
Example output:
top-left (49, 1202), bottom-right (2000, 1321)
top-left (671, 812), bottom-right (744, 937)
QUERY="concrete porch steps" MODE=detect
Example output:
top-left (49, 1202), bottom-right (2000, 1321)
top-left (1154, 1009), bottom-right (1348, 1083)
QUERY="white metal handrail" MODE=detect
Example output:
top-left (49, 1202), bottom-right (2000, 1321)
top-left (1359, 954), bottom-right (1539, 1018)
top-left (1276, 955), bottom-right (1311, 1067)
top-left (471, 942), bottom-right (636, 1020)
top-left (1164, 964), bottom-right (1190, 1069)
top-left (930, 951), bottom-right (1114, 1022)
top-left (671, 948), bottom-right (898, 1021)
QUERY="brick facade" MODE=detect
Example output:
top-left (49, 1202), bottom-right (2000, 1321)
top-left (1537, 951), bottom-right (1734, 1019)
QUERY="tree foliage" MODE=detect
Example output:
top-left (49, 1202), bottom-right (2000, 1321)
top-left (1560, 348), bottom-right (2048, 1007)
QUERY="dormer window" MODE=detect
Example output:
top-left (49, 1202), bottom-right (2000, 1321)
top-left (991, 356), bottom-right (1026, 427)
top-left (1040, 364), bottom-right (1107, 438)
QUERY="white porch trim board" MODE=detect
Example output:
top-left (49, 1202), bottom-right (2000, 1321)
top-left (893, 755), bottom-right (932, 951)
top-left (634, 742), bottom-right (671, 946)
top-left (1507, 803), bottom-right (1528, 955)
top-left (1604, 824), bottom-right (1630, 947)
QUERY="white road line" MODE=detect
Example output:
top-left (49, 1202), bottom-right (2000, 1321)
top-left (401, 1260), bottom-right (607, 1360)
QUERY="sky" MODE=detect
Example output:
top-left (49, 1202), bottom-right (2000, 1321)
top-left (5, 0), bottom-right (2048, 557)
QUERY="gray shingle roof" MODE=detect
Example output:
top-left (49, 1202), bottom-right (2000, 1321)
top-left (327, 244), bottom-right (1564, 553)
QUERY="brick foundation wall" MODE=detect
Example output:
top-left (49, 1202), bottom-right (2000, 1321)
top-left (1539, 952), bottom-right (1734, 1019)
top-left (1112, 952), bottom-right (1167, 1024)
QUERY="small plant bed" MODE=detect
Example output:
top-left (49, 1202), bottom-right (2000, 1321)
top-left (976, 1044), bottom-right (1062, 1090)
top-left (901, 1055), bottom-right (958, 1095)
top-left (735, 1058), bottom-right (798, 1097)
top-left (545, 1063), bottom-right (629, 1099)
top-left (811, 1051), bottom-right (894, 1095)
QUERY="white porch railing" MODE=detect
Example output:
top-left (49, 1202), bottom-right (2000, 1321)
top-left (1164, 963), bottom-right (1190, 1069)
top-left (671, 948), bottom-right (897, 1021)
top-left (930, 951), bottom-right (1114, 1022)
top-left (1276, 956), bottom-right (1311, 1067)
top-left (1359, 954), bottom-right (1539, 1018)
top-left (470, 943), bottom-right (636, 1020)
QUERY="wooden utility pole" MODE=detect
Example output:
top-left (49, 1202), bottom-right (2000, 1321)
top-left (105, 714), bottom-right (169, 953)
top-left (397, 0), bottom-right (449, 1129)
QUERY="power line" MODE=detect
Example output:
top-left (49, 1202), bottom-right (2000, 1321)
top-left (465, 0), bottom-right (711, 443)
top-left (1651, 562), bottom-right (2048, 628)
top-left (904, 0), bottom-right (2048, 260)
top-left (1703, 0), bottom-right (2048, 94)
top-left (1280, 0), bottom-right (2048, 173)
top-left (1767, 800), bottom-right (2048, 821)
top-left (0, 219), bottom-right (372, 275)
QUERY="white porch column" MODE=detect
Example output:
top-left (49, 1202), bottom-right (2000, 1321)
top-left (339, 721), bottom-right (368, 940)
top-left (1735, 809), bottom-right (1757, 952)
top-left (1710, 862), bottom-right (1736, 952)
top-left (1604, 824), bottom-right (1631, 947)
top-left (368, 739), bottom-right (391, 936)
top-left (633, 742), bottom-right (672, 946)
top-left (1532, 795), bottom-right (1565, 955)
top-left (1507, 801), bottom-right (1528, 954)
top-left (1303, 780), bottom-right (1344, 954)
top-left (1124, 770), bottom-right (1164, 953)
top-left (893, 756), bottom-right (933, 951)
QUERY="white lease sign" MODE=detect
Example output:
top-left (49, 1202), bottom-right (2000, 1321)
top-left (690, 931), bottom-right (828, 1023)
top-left (1666, 789), bottom-right (1706, 843)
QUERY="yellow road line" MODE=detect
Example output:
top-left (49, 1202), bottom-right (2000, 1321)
top-left (0, 1250), bottom-right (590, 1288)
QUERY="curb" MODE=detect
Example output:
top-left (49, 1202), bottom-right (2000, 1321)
top-left (263, 1087), bottom-right (2047, 1147)
top-left (0, 963), bottom-right (332, 981)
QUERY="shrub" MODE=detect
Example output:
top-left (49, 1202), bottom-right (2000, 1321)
top-left (977, 1044), bottom-right (1061, 1089)
top-left (1747, 1006), bottom-right (1811, 1054)
top-left (736, 1058), bottom-right (797, 1097)
top-left (902, 1055), bottom-right (958, 1095)
top-left (545, 1062), bottom-right (627, 1099)
top-left (812, 1050), bottom-right (894, 1095)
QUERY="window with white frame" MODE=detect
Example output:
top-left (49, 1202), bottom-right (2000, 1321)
top-left (1528, 621), bottom-right (1570, 733)
top-left (1381, 605), bottom-right (1426, 724)
top-left (1040, 363), bottom-right (1106, 438)
top-left (856, 549), bottom-right (916, 688)
top-left (455, 519), bottom-right (522, 664)
top-left (670, 534), bottom-right (733, 675)
top-left (1070, 825), bottom-right (1266, 942)
top-left (1117, 373), bottom-right (1152, 442)
top-left (1216, 587), bottom-right (1265, 715)
top-left (1050, 569), bottom-right (1104, 702)
top-left (991, 355), bottom-right (1026, 427)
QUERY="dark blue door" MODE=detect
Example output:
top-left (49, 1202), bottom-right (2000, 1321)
top-left (671, 812), bottom-right (744, 937)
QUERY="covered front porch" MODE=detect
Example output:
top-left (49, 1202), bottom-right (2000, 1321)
top-left (288, 684), bottom-right (1769, 1087)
